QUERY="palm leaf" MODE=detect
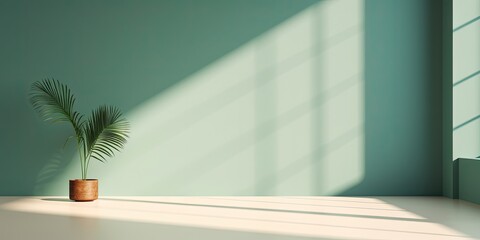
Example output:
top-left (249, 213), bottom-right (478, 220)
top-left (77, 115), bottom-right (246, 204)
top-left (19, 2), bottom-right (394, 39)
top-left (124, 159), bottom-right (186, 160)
top-left (29, 79), bottom-right (84, 137)
top-left (84, 105), bottom-right (129, 162)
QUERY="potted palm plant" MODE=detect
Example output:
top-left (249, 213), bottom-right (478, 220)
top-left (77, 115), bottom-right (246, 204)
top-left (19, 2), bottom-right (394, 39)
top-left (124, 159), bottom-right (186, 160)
top-left (30, 79), bottom-right (129, 201)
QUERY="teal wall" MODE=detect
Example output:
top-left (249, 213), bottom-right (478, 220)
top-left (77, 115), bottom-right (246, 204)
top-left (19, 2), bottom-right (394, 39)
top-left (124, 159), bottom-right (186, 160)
top-left (443, 0), bottom-right (453, 198)
top-left (0, 0), bottom-right (444, 196)
top-left (452, 0), bottom-right (480, 161)
top-left (341, 0), bottom-right (443, 196)
top-left (449, 0), bottom-right (480, 202)
top-left (457, 158), bottom-right (480, 204)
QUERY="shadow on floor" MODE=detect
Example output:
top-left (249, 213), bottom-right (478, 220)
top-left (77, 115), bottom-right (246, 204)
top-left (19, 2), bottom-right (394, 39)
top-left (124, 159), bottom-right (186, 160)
top-left (100, 197), bottom-right (426, 222)
top-left (41, 198), bottom-right (72, 202)
top-left (0, 208), bottom-right (328, 240)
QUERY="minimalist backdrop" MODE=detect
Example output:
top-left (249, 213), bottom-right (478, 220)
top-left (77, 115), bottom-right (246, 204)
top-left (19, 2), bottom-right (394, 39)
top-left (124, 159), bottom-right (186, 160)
top-left (0, 0), bottom-right (443, 196)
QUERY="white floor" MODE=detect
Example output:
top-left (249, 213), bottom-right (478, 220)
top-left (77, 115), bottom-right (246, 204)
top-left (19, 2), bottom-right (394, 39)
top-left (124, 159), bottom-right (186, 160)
top-left (1, 197), bottom-right (479, 240)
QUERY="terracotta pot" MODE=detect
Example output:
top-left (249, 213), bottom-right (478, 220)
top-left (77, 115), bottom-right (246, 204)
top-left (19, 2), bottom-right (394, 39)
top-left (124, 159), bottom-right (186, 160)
top-left (69, 179), bottom-right (98, 202)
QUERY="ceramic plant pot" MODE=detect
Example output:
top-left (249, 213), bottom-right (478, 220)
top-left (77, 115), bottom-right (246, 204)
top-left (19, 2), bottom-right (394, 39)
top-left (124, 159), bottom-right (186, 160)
top-left (69, 179), bottom-right (98, 202)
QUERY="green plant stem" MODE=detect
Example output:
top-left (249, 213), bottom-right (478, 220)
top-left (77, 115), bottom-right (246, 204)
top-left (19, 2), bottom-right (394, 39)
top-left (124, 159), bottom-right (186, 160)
top-left (83, 143), bottom-right (88, 180)
top-left (78, 143), bottom-right (84, 180)
top-left (85, 156), bottom-right (91, 180)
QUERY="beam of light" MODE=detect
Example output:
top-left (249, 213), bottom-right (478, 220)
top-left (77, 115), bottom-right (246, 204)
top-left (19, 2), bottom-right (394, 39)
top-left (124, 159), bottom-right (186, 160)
top-left (453, 0), bottom-right (480, 159)
top-left (0, 197), bottom-right (474, 240)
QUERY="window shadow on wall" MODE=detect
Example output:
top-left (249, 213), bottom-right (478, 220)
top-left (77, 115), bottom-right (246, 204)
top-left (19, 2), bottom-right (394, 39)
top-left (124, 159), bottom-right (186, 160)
top-left (0, 0), bottom-right (319, 195)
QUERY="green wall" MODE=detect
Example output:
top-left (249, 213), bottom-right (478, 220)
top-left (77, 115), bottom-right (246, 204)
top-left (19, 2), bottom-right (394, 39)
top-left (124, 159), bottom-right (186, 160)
top-left (452, 0), bottom-right (480, 163)
top-left (448, 0), bottom-right (480, 201)
top-left (457, 158), bottom-right (480, 204)
top-left (341, 0), bottom-right (443, 196)
top-left (443, 0), bottom-right (453, 198)
top-left (0, 0), bottom-right (444, 196)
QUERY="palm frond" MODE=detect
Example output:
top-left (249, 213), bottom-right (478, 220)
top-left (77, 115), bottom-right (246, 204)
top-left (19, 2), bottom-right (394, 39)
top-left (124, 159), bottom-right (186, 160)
top-left (84, 105), bottom-right (129, 162)
top-left (29, 79), bottom-right (84, 137)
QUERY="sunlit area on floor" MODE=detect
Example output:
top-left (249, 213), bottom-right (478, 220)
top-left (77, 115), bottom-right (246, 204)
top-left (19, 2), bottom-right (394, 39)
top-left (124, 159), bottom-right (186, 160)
top-left (1, 197), bottom-right (479, 240)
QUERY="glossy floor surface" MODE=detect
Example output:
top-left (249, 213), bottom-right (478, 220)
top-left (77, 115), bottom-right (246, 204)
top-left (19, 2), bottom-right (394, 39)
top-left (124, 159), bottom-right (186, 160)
top-left (1, 197), bottom-right (479, 239)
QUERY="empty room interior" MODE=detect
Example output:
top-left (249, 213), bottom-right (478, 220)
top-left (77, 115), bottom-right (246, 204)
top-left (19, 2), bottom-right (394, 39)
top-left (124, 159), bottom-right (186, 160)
top-left (1, 0), bottom-right (480, 239)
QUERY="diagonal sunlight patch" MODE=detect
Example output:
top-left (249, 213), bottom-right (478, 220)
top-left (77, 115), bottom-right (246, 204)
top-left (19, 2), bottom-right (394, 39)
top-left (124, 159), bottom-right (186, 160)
top-left (0, 197), bottom-right (474, 240)
top-left (43, 0), bottom-right (364, 196)
top-left (453, 1), bottom-right (480, 159)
